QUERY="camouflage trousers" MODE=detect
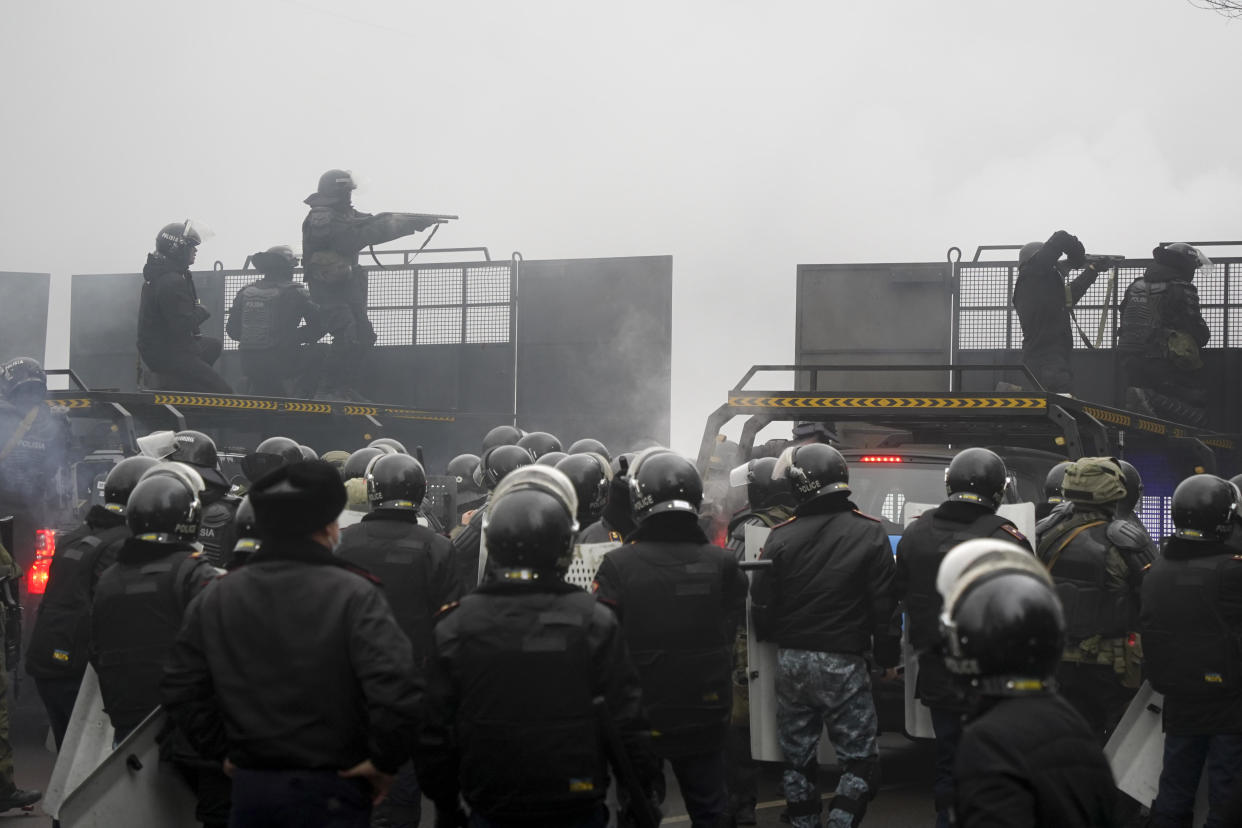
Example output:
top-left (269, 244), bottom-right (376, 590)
top-left (776, 649), bottom-right (878, 828)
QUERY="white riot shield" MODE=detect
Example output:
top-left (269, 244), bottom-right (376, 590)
top-left (565, 542), bottom-right (619, 589)
top-left (58, 707), bottom-right (198, 827)
top-left (745, 524), bottom-right (836, 763)
top-left (897, 501), bottom-right (1039, 740)
top-left (1104, 682), bottom-right (1209, 822)
top-left (44, 665), bottom-right (115, 817)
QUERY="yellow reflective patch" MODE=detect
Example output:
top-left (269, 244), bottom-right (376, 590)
top-left (1205, 673), bottom-right (1224, 684)
top-left (568, 779), bottom-right (595, 793)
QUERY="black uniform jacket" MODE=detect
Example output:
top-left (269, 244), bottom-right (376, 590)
top-left (161, 536), bottom-right (422, 774)
top-left (751, 492), bottom-right (896, 657)
top-left (954, 692), bottom-right (1120, 828)
top-left (416, 576), bottom-right (657, 823)
top-left (1012, 230), bottom-right (1094, 360)
top-left (592, 515), bottom-right (748, 757)
top-left (137, 253), bottom-right (204, 354)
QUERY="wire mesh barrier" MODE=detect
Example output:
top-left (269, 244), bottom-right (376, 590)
top-left (955, 260), bottom-right (1239, 351)
top-left (220, 261), bottom-right (514, 351)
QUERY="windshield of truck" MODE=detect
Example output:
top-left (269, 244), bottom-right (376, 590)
top-left (848, 464), bottom-right (949, 532)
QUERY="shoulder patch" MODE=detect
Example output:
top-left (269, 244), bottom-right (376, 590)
top-left (852, 510), bottom-right (882, 523)
top-left (435, 600), bottom-right (460, 618)
top-left (1000, 524), bottom-right (1027, 542)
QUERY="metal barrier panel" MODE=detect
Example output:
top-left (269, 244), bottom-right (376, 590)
top-left (220, 261), bottom-right (515, 351)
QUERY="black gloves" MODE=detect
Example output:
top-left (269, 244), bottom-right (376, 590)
top-left (873, 632), bottom-right (902, 670)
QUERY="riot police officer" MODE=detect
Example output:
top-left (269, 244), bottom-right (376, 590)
top-left (450, 444), bottom-right (534, 588)
top-left (941, 541), bottom-right (1120, 827)
top-left (90, 467), bottom-right (225, 826)
top-left (516, 430), bottom-right (562, 460)
top-left (1035, 457), bottom-right (1152, 741)
top-left (336, 453), bottom-right (462, 828)
top-left (225, 495), bottom-right (260, 570)
top-left (137, 220), bottom-right (233, 394)
top-left (1140, 474), bottom-right (1242, 828)
top-left (445, 453), bottom-right (484, 533)
top-left (26, 455), bottom-right (156, 748)
top-left (567, 437), bottom-right (611, 461)
top-left (893, 448), bottom-right (1031, 828)
top-left (240, 435), bottom-right (305, 483)
top-left (724, 456), bottom-right (797, 558)
top-left (554, 452), bottom-right (611, 543)
top-left (163, 460), bottom-right (421, 826)
top-left (750, 444), bottom-right (898, 828)
top-left (0, 358), bottom-right (68, 572)
top-left (1119, 242), bottom-right (1213, 426)
top-left (1036, 460), bottom-right (1072, 521)
top-left (170, 430), bottom-right (240, 567)
top-left (1115, 459), bottom-right (1157, 557)
top-left (417, 465), bottom-right (659, 828)
top-left (592, 449), bottom-right (747, 828)
top-left (577, 452), bottom-right (638, 546)
top-left (226, 245), bottom-right (324, 397)
top-left (481, 424), bottom-right (523, 453)
top-left (301, 169), bottom-right (438, 400)
top-left (1011, 229), bottom-right (1106, 393)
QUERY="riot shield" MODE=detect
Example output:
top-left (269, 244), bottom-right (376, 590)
top-left (44, 665), bottom-right (114, 818)
top-left (565, 542), bottom-right (618, 590)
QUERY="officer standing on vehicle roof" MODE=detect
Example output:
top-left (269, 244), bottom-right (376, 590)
top-left (226, 245), bottom-right (324, 397)
top-left (1118, 242), bottom-right (1213, 426)
top-left (0, 357), bottom-right (68, 572)
top-left (25, 456), bottom-right (156, 749)
top-left (750, 444), bottom-right (899, 828)
top-left (1035, 456), bottom-right (1152, 742)
top-left (893, 448), bottom-right (1031, 828)
top-left (90, 465), bottom-right (226, 826)
top-left (163, 460), bottom-right (422, 827)
top-left (418, 465), bottom-right (660, 828)
top-left (301, 169), bottom-right (441, 401)
top-left (1012, 230), bottom-right (1109, 393)
top-left (592, 449), bottom-right (748, 828)
top-left (137, 220), bottom-right (233, 394)
top-left (336, 452), bottom-right (461, 828)
top-left (1140, 474), bottom-right (1242, 828)
top-left (941, 540), bottom-right (1121, 828)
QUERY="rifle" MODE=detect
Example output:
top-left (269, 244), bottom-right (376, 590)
top-left (360, 212), bottom-right (457, 247)
top-left (593, 696), bottom-right (660, 828)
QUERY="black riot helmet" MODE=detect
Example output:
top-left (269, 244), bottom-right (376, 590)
top-left (1043, 461), bottom-right (1072, 504)
top-left (251, 245), bottom-right (299, 280)
top-left (611, 452), bottom-right (636, 477)
top-left (777, 443), bottom-right (850, 503)
top-left (1153, 242), bottom-right (1211, 279)
top-left (298, 444), bottom-right (319, 461)
top-left (555, 452), bottom-right (611, 525)
top-left (2, 357), bottom-right (47, 402)
top-left (730, 456), bottom-right (794, 510)
top-left (567, 438), bottom-right (611, 461)
top-left (241, 436), bottom-right (305, 481)
top-left (628, 449), bottom-right (703, 523)
top-left (536, 451), bottom-right (568, 467)
top-left (125, 473), bottom-right (202, 543)
top-left (474, 444), bottom-right (535, 492)
top-left (170, 429), bottom-right (231, 492)
top-left (481, 425), bottom-right (524, 452)
top-left (946, 448), bottom-right (1008, 509)
top-left (446, 453), bottom-right (483, 495)
top-left (102, 456), bottom-right (162, 515)
top-left (317, 169), bottom-right (356, 200)
top-left (1171, 474), bottom-right (1239, 541)
top-left (230, 495), bottom-right (261, 565)
top-left (155, 220), bottom-right (203, 263)
top-left (1117, 460), bottom-right (1143, 517)
top-left (367, 453), bottom-right (427, 510)
top-left (940, 552), bottom-right (1065, 695)
top-left (484, 466), bottom-right (579, 574)
top-left (517, 431), bottom-right (563, 460)
top-left (343, 447), bottom-right (385, 482)
top-left (368, 437), bottom-right (408, 455)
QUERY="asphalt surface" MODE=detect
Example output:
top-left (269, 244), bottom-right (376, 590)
top-left (6, 686), bottom-right (940, 826)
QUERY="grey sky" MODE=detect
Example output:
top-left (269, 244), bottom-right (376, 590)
top-left (2, 0), bottom-right (1239, 452)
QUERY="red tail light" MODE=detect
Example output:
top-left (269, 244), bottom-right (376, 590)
top-left (858, 455), bottom-right (904, 463)
top-left (26, 529), bottom-right (56, 595)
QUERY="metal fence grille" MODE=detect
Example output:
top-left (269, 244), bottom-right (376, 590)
top-left (955, 259), bottom-right (1240, 351)
top-left (221, 261), bottom-right (514, 351)
top-left (1135, 495), bottom-right (1175, 543)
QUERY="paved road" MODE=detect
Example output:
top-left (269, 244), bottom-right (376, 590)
top-left (7, 689), bottom-right (939, 826)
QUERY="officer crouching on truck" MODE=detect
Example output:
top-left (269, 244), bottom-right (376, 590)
top-left (226, 245), bottom-right (324, 397)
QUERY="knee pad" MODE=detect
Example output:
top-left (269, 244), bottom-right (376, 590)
top-left (842, 756), bottom-right (880, 798)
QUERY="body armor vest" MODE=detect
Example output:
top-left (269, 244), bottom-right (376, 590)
top-left (235, 283), bottom-right (283, 349)
top-left (451, 589), bottom-right (608, 811)
top-left (1142, 552), bottom-right (1242, 699)
top-left (1118, 278), bottom-right (1168, 356)
top-left (1039, 513), bottom-right (1132, 640)
top-left (197, 496), bottom-right (238, 568)
top-left (91, 548), bottom-right (200, 732)
top-left (27, 523), bottom-right (129, 679)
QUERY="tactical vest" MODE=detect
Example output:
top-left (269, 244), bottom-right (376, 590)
top-left (1117, 278), bottom-right (1168, 356)
top-left (303, 207), bottom-right (355, 286)
top-left (26, 523), bottom-right (129, 679)
top-left (903, 510), bottom-right (1018, 651)
top-left (197, 497), bottom-right (238, 568)
top-left (1142, 552), bottom-right (1242, 699)
top-left (0, 403), bottom-right (61, 501)
top-left (450, 589), bottom-right (609, 812)
top-left (91, 549), bottom-right (201, 733)
top-left (337, 518), bottom-right (439, 664)
top-left (1039, 513), bottom-right (1132, 640)
top-left (611, 542), bottom-right (733, 745)
top-left (235, 283), bottom-right (283, 349)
